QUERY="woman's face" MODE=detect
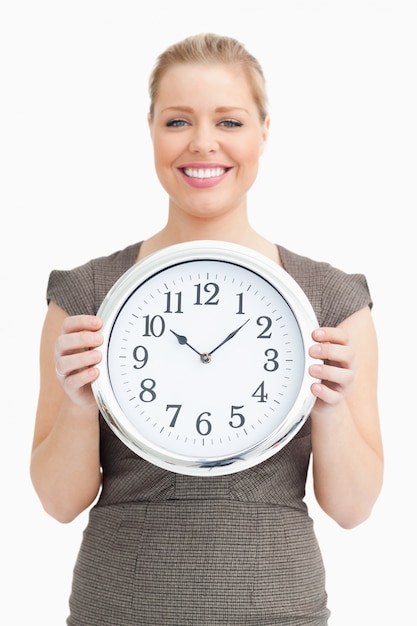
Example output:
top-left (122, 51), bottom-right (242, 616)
top-left (149, 63), bottom-right (269, 221)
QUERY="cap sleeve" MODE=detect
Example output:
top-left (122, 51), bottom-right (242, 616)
top-left (320, 266), bottom-right (372, 328)
top-left (277, 245), bottom-right (372, 328)
top-left (47, 261), bottom-right (96, 316)
top-left (46, 241), bottom-right (142, 316)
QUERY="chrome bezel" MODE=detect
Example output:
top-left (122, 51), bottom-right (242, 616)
top-left (92, 240), bottom-right (319, 476)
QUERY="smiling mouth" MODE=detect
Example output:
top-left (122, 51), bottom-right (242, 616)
top-left (181, 167), bottom-right (230, 179)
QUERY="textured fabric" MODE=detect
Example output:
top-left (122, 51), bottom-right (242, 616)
top-left (46, 242), bottom-right (372, 625)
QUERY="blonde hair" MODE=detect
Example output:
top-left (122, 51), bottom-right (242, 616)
top-left (148, 33), bottom-right (268, 121)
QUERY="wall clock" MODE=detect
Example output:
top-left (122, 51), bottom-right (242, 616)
top-left (92, 240), bottom-right (319, 476)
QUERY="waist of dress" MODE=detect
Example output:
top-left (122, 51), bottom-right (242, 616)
top-left (97, 468), bottom-right (309, 512)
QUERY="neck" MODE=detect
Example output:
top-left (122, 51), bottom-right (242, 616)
top-left (138, 205), bottom-right (280, 264)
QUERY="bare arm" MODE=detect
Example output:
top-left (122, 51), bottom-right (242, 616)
top-left (309, 306), bottom-right (383, 528)
top-left (30, 302), bottom-right (104, 523)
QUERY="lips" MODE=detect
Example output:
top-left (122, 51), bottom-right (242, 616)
top-left (178, 165), bottom-right (232, 188)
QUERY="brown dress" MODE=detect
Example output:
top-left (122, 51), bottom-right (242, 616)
top-left (47, 242), bottom-right (372, 626)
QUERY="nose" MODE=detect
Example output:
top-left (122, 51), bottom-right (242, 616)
top-left (189, 123), bottom-right (219, 154)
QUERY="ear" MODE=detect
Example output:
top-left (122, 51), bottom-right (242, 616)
top-left (259, 116), bottom-right (270, 155)
top-left (147, 112), bottom-right (153, 137)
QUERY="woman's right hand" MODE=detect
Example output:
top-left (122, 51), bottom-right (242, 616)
top-left (31, 303), bottom-right (104, 521)
top-left (54, 314), bottom-right (104, 408)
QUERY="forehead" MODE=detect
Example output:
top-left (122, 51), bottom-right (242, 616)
top-left (155, 63), bottom-right (255, 109)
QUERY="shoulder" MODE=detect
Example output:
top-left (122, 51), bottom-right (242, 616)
top-left (278, 245), bottom-right (372, 327)
top-left (46, 242), bottom-right (142, 316)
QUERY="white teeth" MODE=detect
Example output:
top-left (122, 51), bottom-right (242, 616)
top-left (183, 167), bottom-right (226, 179)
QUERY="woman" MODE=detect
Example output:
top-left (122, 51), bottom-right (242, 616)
top-left (31, 33), bottom-right (383, 625)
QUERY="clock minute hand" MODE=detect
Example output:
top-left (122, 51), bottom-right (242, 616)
top-left (170, 329), bottom-right (203, 357)
top-left (209, 319), bottom-right (250, 356)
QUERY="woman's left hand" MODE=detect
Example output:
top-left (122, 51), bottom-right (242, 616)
top-left (306, 308), bottom-right (382, 527)
top-left (308, 326), bottom-right (355, 414)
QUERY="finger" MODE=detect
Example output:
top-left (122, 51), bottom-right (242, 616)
top-left (56, 363), bottom-right (102, 409)
top-left (55, 348), bottom-right (102, 379)
top-left (61, 364), bottom-right (101, 389)
top-left (61, 315), bottom-right (103, 335)
top-left (311, 381), bottom-right (342, 406)
top-left (56, 328), bottom-right (104, 358)
top-left (55, 365), bottom-right (66, 379)
top-left (309, 362), bottom-right (354, 389)
top-left (312, 326), bottom-right (349, 344)
top-left (310, 342), bottom-right (353, 369)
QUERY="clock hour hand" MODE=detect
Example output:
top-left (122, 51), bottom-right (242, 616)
top-left (170, 329), bottom-right (203, 358)
top-left (209, 319), bottom-right (250, 356)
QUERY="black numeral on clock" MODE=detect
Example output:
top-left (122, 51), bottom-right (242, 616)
top-left (194, 282), bottom-right (219, 305)
top-left (166, 404), bottom-right (181, 427)
top-left (264, 348), bottom-right (279, 372)
top-left (256, 316), bottom-right (272, 339)
top-left (139, 378), bottom-right (156, 402)
top-left (164, 291), bottom-right (183, 314)
top-left (252, 381), bottom-right (268, 402)
top-left (229, 405), bottom-right (245, 428)
top-left (236, 292), bottom-right (245, 315)
top-left (196, 412), bottom-right (212, 435)
top-left (133, 345), bottom-right (148, 369)
top-left (143, 315), bottom-right (165, 337)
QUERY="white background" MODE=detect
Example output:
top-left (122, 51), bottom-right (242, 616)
top-left (1, 1), bottom-right (416, 624)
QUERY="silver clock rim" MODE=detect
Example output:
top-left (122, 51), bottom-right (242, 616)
top-left (92, 240), bottom-right (320, 476)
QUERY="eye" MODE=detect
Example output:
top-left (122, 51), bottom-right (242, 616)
top-left (219, 120), bottom-right (243, 129)
top-left (166, 119), bottom-right (189, 128)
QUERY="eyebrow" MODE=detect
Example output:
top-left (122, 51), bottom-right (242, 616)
top-left (160, 105), bottom-right (250, 115)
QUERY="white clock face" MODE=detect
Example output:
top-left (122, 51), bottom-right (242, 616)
top-left (94, 242), bottom-right (318, 476)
